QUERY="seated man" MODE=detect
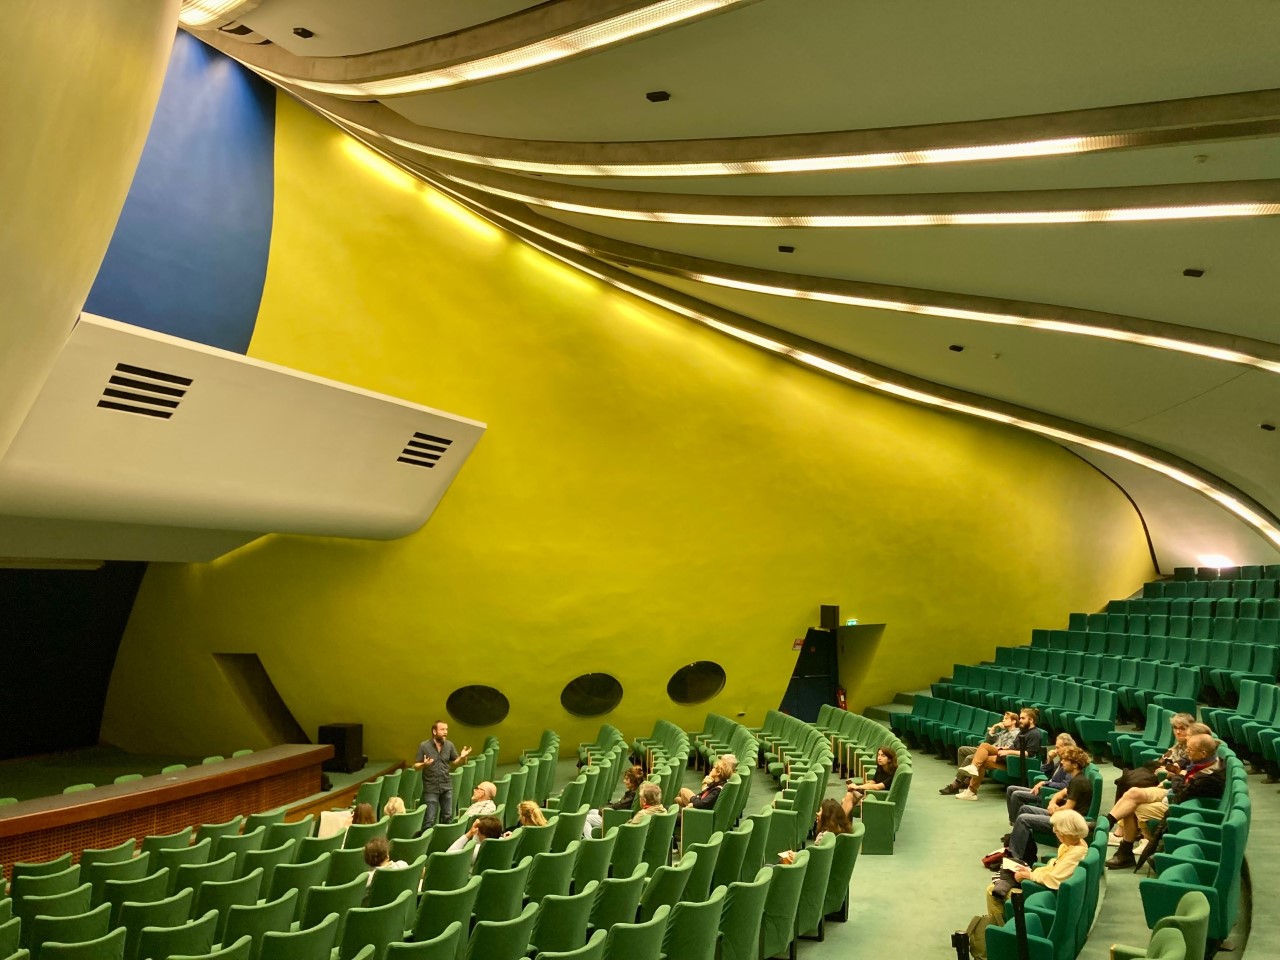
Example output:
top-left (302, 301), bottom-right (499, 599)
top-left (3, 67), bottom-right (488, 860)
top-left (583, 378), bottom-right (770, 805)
top-left (1004, 733), bottom-right (1077, 824)
top-left (1005, 746), bottom-right (1092, 864)
top-left (461, 781), bottom-right (498, 819)
top-left (628, 781), bottom-right (666, 822)
top-left (957, 708), bottom-right (1043, 800)
top-left (1104, 732), bottom-right (1225, 869)
top-left (941, 712), bottom-right (1019, 795)
top-left (447, 815), bottom-right (504, 864)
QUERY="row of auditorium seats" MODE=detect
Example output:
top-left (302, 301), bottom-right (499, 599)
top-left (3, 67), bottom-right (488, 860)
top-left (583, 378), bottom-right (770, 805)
top-left (926, 666), bottom-right (1120, 751)
top-left (1094, 597), bottom-right (1280, 623)
top-left (1203, 679), bottom-right (1280, 773)
top-left (1048, 612), bottom-right (1280, 646)
top-left (1170, 565), bottom-right (1280, 581)
top-left (38, 753), bottom-right (258, 801)
top-left (0, 721), bottom-right (866, 960)
top-left (997, 641), bottom-right (1274, 708)
top-left (1140, 751), bottom-right (1250, 948)
top-left (1141, 578), bottom-right (1280, 600)
top-left (810, 706), bottom-right (914, 856)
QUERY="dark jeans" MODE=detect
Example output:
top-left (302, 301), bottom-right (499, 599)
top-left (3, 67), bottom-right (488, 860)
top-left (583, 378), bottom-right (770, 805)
top-left (424, 787), bottom-right (453, 827)
top-left (1005, 786), bottom-right (1040, 824)
top-left (1009, 810), bottom-right (1052, 864)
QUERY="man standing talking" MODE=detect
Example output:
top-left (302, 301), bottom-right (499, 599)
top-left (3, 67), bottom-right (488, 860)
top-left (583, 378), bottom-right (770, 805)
top-left (415, 721), bottom-right (471, 828)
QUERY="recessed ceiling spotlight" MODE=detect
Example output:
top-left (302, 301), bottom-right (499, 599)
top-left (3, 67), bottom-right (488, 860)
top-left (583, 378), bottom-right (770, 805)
top-left (1261, 423), bottom-right (1276, 432)
top-left (293, 27), bottom-right (314, 38)
top-left (777, 245), bottom-right (795, 253)
top-left (1183, 268), bottom-right (1206, 278)
top-left (645, 90), bottom-right (672, 103)
top-left (949, 344), bottom-right (965, 353)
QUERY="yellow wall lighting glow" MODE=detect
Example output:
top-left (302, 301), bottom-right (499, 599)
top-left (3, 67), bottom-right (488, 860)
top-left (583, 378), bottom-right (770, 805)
top-left (351, 141), bottom-right (1280, 550)
top-left (683, 272), bottom-right (1280, 375)
top-left (254, 0), bottom-right (749, 98)
top-left (340, 138), bottom-right (420, 192)
top-left (178, 0), bottom-right (251, 27)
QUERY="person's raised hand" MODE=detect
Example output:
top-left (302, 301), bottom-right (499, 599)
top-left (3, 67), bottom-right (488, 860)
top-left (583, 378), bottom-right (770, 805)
top-left (460, 746), bottom-right (472, 759)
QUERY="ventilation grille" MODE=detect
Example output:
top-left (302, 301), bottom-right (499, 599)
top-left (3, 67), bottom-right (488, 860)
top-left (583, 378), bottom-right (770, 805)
top-left (97, 363), bottom-right (191, 419)
top-left (398, 431), bottom-right (453, 469)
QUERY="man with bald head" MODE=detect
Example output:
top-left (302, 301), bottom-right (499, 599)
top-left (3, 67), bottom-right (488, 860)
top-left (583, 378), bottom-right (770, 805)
top-left (1104, 731), bottom-right (1224, 869)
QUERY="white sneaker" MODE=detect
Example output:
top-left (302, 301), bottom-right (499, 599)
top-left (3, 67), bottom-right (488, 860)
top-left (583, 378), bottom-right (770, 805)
top-left (1133, 839), bottom-right (1147, 857)
top-left (1107, 832), bottom-right (1121, 846)
top-left (959, 764), bottom-right (980, 778)
top-left (956, 789), bottom-right (977, 801)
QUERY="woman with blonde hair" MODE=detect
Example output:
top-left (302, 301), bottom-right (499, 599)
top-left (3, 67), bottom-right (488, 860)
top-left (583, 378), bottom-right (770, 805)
top-left (383, 796), bottom-right (406, 818)
top-left (676, 754), bottom-right (737, 808)
top-left (513, 800), bottom-right (547, 828)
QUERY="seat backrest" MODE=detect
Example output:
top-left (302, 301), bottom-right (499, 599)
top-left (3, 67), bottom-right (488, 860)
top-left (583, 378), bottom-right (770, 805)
top-left (260, 910), bottom-right (338, 960)
top-left (660, 884), bottom-right (724, 960)
top-left (823, 825), bottom-right (864, 917)
top-left (409, 874), bottom-right (482, 945)
top-left (1154, 890), bottom-right (1210, 960)
top-left (473, 857), bottom-right (532, 924)
top-left (759, 848), bottom-right (807, 960)
top-left (602, 903), bottom-right (668, 960)
top-left (638, 852), bottom-right (694, 922)
top-left (719, 866), bottom-right (771, 960)
top-left (587, 862), bottom-right (646, 932)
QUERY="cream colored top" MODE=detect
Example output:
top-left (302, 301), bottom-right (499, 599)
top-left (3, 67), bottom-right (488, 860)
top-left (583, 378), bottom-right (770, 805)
top-left (1027, 841), bottom-right (1087, 890)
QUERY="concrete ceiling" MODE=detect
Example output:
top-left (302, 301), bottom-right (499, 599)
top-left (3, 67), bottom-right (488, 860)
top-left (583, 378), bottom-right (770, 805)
top-left (193, 0), bottom-right (1280, 569)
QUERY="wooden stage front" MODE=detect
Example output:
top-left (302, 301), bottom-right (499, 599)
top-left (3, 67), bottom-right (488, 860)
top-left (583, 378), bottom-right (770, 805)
top-left (0, 744), bottom-right (332, 877)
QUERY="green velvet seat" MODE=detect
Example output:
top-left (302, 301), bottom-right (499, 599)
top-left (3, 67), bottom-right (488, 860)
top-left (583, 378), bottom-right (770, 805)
top-left (464, 902), bottom-right (538, 960)
top-left (718, 867), bottom-right (770, 960)
top-left (473, 857), bottom-right (532, 924)
top-left (600, 903), bottom-right (668, 960)
top-left (409, 876), bottom-right (482, 951)
top-left (336, 889), bottom-right (413, 960)
top-left (659, 884), bottom-right (724, 960)
top-left (529, 881), bottom-right (598, 956)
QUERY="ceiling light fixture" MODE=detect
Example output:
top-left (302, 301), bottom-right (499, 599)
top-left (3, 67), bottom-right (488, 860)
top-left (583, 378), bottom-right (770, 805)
top-left (336, 133), bottom-right (1280, 549)
top-left (178, 0), bottom-right (257, 28)
top-left (676, 271), bottom-right (1280, 375)
top-left (250, 0), bottom-right (750, 97)
top-left (450, 172), bottom-right (1280, 226)
top-left (290, 88), bottom-right (1280, 179)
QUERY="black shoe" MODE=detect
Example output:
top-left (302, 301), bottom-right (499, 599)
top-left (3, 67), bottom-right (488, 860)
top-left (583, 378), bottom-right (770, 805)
top-left (1106, 842), bottom-right (1136, 870)
top-left (1000, 834), bottom-right (1011, 847)
top-left (940, 782), bottom-right (960, 795)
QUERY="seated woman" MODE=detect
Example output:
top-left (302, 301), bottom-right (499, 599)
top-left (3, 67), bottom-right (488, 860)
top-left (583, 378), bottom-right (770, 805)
top-left (461, 781), bottom-right (498, 819)
top-left (447, 815), bottom-right (504, 864)
top-left (384, 796), bottom-right (406, 818)
top-left (362, 836), bottom-right (408, 897)
top-left (318, 799), bottom-right (377, 840)
top-left (957, 708), bottom-right (1043, 800)
top-left (942, 712), bottom-right (1019, 795)
top-left (676, 754), bottom-right (737, 809)
top-left (584, 764), bottom-right (645, 838)
top-left (842, 746), bottom-right (897, 817)
top-left (1004, 733), bottom-right (1077, 825)
top-left (779, 798), bottom-right (851, 864)
top-left (506, 799), bottom-right (548, 835)
top-left (985, 809), bottom-right (1090, 927)
top-left (1105, 732), bottom-right (1224, 869)
top-left (1111, 712), bottom-right (1194, 804)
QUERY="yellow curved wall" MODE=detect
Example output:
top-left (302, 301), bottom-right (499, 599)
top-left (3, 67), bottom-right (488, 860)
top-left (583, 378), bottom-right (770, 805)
top-left (101, 95), bottom-right (1154, 762)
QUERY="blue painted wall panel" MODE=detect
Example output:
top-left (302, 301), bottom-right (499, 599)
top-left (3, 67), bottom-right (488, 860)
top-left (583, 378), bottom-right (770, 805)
top-left (86, 32), bottom-right (275, 354)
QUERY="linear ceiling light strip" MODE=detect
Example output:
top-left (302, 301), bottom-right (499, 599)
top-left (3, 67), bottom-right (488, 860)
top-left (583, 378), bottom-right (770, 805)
top-left (250, 0), bottom-right (750, 97)
top-left (437, 169), bottom-right (1280, 226)
top-left (386, 155), bottom-right (1280, 549)
top-left (330, 114), bottom-right (1280, 376)
top-left (178, 0), bottom-right (256, 27)
top-left (318, 107), bottom-right (1280, 179)
top-left (674, 272), bottom-right (1280, 374)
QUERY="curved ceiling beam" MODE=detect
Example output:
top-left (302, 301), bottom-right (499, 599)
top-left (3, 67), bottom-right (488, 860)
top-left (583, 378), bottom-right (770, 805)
top-left (407, 166), bottom-right (1280, 550)
top-left (429, 161), bottom-right (1280, 226)
top-left (390, 192), bottom-right (1280, 374)
top-left (296, 87), bottom-right (1280, 179)
top-left (191, 0), bottom-right (759, 97)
